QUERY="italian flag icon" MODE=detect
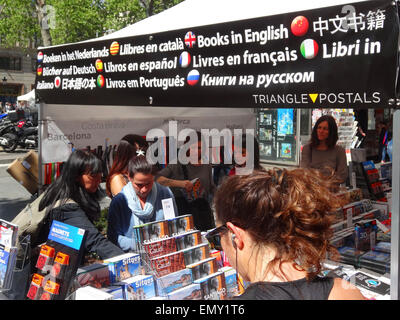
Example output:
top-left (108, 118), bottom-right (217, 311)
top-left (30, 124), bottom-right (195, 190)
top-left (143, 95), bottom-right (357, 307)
top-left (300, 39), bottom-right (319, 59)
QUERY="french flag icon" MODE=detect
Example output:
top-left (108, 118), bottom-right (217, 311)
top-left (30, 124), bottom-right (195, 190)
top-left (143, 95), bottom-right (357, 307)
top-left (187, 69), bottom-right (200, 86)
top-left (179, 51), bottom-right (191, 68)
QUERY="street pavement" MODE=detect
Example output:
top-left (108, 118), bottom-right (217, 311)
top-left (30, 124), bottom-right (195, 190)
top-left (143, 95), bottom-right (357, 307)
top-left (0, 148), bottom-right (34, 222)
top-left (0, 147), bottom-right (111, 223)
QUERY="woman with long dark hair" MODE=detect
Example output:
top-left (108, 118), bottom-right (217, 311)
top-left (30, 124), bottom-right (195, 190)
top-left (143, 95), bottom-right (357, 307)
top-left (300, 115), bottom-right (347, 184)
top-left (38, 150), bottom-right (124, 260)
top-left (106, 134), bottom-right (148, 198)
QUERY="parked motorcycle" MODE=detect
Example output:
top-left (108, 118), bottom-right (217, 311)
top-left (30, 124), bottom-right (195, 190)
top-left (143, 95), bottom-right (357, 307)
top-left (0, 117), bottom-right (17, 143)
top-left (0, 119), bottom-right (38, 152)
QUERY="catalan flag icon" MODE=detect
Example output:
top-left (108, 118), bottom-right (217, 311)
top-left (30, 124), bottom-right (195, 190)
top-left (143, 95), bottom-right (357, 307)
top-left (110, 41), bottom-right (120, 56)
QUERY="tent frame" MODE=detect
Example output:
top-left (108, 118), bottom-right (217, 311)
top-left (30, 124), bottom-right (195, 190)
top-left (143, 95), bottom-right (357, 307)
top-left (34, 0), bottom-right (400, 300)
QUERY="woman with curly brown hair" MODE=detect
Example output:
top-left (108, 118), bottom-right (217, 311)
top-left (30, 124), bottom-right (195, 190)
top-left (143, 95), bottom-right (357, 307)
top-left (208, 168), bottom-right (365, 300)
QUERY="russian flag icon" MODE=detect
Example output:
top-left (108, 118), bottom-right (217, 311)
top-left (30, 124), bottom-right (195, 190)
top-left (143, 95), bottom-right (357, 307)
top-left (179, 51), bottom-right (191, 68)
top-left (187, 70), bottom-right (200, 86)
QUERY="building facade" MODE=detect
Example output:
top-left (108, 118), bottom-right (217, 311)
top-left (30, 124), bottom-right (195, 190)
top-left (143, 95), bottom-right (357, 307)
top-left (0, 47), bottom-right (36, 108)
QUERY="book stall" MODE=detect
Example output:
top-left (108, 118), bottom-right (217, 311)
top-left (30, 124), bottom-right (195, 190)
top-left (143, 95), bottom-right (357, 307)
top-left (323, 161), bottom-right (393, 299)
top-left (0, 213), bottom-right (244, 300)
top-left (2, 0), bottom-right (400, 300)
top-left (0, 179), bottom-right (394, 301)
top-left (72, 214), bottom-right (244, 300)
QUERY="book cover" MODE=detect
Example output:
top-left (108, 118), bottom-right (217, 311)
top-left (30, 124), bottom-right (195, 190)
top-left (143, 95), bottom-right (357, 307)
top-left (0, 245), bottom-right (10, 289)
top-left (141, 236), bottom-right (177, 260)
top-left (354, 220), bottom-right (377, 251)
top-left (210, 250), bottom-right (223, 269)
top-left (182, 178), bottom-right (205, 201)
top-left (359, 250), bottom-right (390, 264)
top-left (219, 266), bottom-right (240, 298)
top-left (372, 241), bottom-right (391, 254)
top-left (182, 243), bottom-right (210, 266)
top-left (122, 275), bottom-right (156, 300)
top-left (361, 161), bottom-right (375, 171)
top-left (350, 272), bottom-right (390, 295)
top-left (325, 267), bottom-right (352, 281)
top-left (336, 246), bottom-right (365, 265)
top-left (101, 284), bottom-right (125, 300)
top-left (280, 143), bottom-right (292, 158)
top-left (74, 263), bottom-right (110, 290)
top-left (0, 219), bottom-right (18, 247)
top-left (174, 230), bottom-right (202, 251)
top-left (379, 163), bottom-right (392, 180)
top-left (156, 268), bottom-right (193, 295)
top-left (168, 215), bottom-right (195, 236)
top-left (150, 251), bottom-right (186, 277)
top-left (103, 253), bottom-right (141, 284)
top-left (166, 283), bottom-right (202, 300)
top-left (0, 245), bottom-right (17, 290)
top-left (186, 257), bottom-right (218, 281)
top-left (194, 271), bottom-right (227, 300)
top-left (133, 220), bottom-right (170, 245)
top-left (359, 250), bottom-right (390, 274)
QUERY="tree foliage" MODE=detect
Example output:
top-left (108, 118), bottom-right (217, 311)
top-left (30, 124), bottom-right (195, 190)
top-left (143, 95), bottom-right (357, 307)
top-left (46, 0), bottom-right (105, 46)
top-left (0, 0), bottom-right (39, 48)
top-left (0, 0), bottom-right (184, 48)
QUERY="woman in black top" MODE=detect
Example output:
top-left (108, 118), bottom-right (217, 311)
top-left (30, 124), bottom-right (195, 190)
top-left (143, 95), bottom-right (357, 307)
top-left (208, 168), bottom-right (365, 300)
top-left (38, 150), bottom-right (123, 260)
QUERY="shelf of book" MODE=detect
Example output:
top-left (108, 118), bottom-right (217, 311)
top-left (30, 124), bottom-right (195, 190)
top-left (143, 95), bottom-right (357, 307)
top-left (65, 214), bottom-right (244, 300)
top-left (328, 179), bottom-right (393, 299)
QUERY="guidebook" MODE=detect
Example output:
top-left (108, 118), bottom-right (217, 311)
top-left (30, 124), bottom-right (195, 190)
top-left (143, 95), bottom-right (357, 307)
top-left (0, 219), bottom-right (18, 247)
top-left (0, 244), bottom-right (18, 289)
top-left (183, 178), bottom-right (205, 201)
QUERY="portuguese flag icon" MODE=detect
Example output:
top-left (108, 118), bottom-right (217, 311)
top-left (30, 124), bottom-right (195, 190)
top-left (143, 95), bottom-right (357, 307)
top-left (300, 39), bottom-right (318, 59)
top-left (97, 75), bottom-right (105, 88)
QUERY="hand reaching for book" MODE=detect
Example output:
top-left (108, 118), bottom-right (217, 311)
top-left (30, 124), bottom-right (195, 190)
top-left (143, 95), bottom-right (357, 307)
top-left (181, 180), bottom-right (193, 192)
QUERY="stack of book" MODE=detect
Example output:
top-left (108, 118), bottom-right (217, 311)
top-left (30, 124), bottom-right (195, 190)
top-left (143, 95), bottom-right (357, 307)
top-left (133, 215), bottom-right (230, 300)
top-left (67, 215), bottom-right (241, 300)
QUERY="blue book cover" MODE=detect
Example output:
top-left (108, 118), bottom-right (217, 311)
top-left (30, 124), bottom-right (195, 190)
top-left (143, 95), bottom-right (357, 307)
top-left (104, 253), bottom-right (141, 284)
top-left (372, 242), bottom-right (391, 254)
top-left (156, 268), bottom-right (193, 295)
top-left (167, 283), bottom-right (202, 300)
top-left (123, 275), bottom-right (156, 300)
top-left (0, 245), bottom-right (17, 289)
top-left (48, 220), bottom-right (85, 251)
top-left (0, 246), bottom-right (10, 288)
